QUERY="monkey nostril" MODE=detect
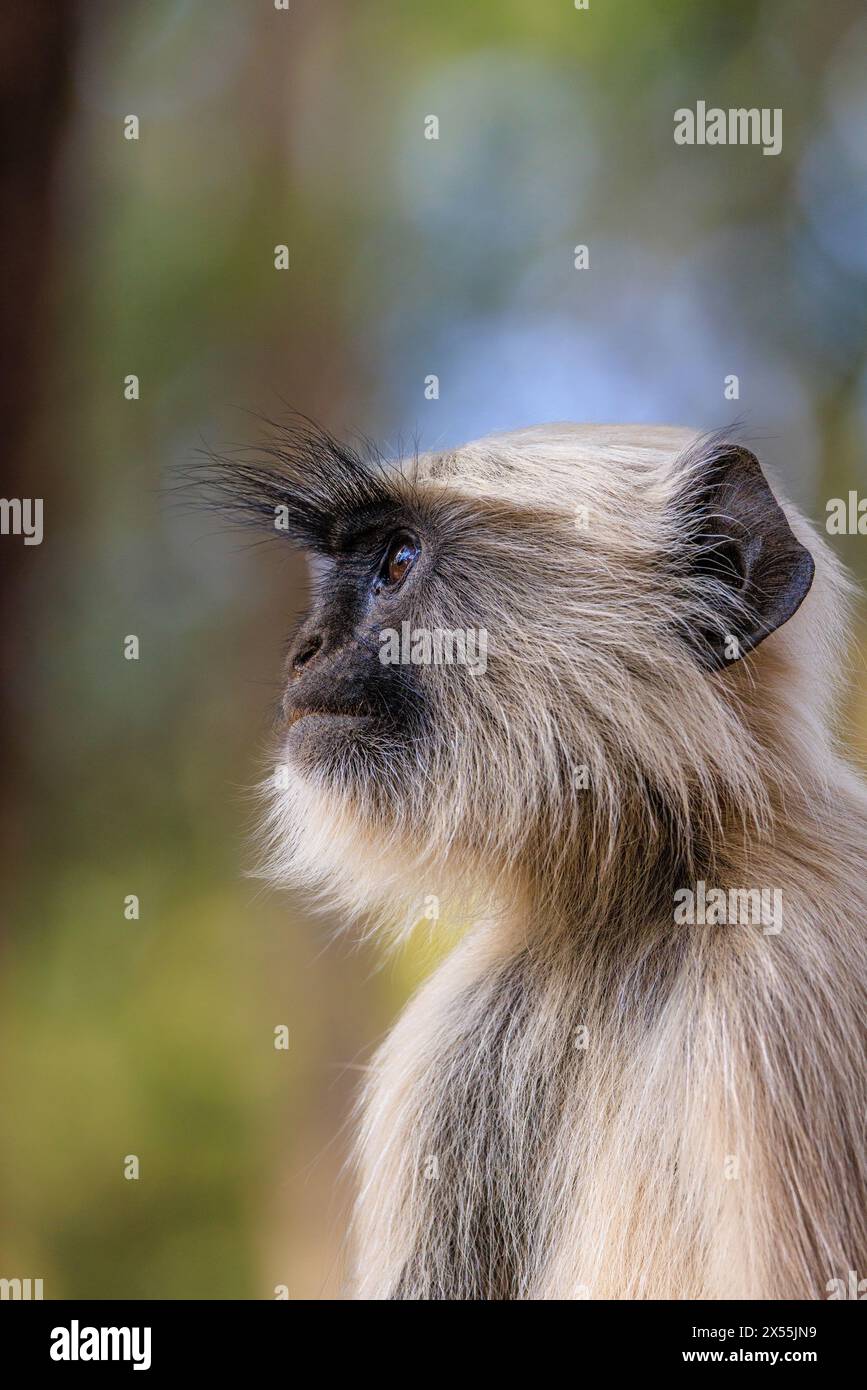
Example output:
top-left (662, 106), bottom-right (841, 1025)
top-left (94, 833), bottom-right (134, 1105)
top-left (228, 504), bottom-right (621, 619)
top-left (292, 634), bottom-right (323, 673)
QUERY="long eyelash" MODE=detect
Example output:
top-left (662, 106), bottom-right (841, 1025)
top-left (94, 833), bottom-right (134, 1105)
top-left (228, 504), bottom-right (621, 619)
top-left (177, 413), bottom-right (413, 555)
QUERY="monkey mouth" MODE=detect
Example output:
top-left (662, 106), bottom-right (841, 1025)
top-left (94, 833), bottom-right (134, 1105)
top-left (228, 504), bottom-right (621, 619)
top-left (283, 706), bottom-right (375, 733)
top-left (284, 706), bottom-right (321, 731)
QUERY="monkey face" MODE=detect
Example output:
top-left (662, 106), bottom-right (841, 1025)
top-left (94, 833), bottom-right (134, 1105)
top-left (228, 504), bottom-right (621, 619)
top-left (203, 419), bottom-right (819, 924)
top-left (280, 524), bottom-right (430, 782)
top-left (226, 427), bottom-right (565, 912)
top-left (275, 483), bottom-right (511, 842)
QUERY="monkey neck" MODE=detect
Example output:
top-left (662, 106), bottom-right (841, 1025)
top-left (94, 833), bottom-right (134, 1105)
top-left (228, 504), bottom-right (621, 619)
top-left (503, 760), bottom-right (832, 948)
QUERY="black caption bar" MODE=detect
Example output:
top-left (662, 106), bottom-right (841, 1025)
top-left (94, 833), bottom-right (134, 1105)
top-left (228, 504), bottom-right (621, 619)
top-left (0, 1297), bottom-right (861, 1374)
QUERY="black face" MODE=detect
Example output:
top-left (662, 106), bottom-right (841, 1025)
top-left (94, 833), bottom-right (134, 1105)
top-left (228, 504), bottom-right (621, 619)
top-left (281, 522), bottom-right (427, 770)
top-left (197, 421), bottom-right (472, 782)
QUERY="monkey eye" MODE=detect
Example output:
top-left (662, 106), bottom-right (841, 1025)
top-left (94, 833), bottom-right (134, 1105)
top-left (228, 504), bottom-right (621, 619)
top-left (376, 533), bottom-right (420, 593)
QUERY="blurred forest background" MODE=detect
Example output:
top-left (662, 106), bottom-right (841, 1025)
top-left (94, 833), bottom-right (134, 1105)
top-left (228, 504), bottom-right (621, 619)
top-left (1, 0), bottom-right (865, 1298)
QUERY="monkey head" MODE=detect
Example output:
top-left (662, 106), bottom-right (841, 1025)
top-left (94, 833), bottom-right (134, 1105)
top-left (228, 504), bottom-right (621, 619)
top-left (206, 420), bottom-right (835, 932)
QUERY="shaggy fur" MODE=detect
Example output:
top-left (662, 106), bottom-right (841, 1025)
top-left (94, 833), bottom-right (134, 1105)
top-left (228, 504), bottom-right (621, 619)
top-left (212, 420), bottom-right (867, 1299)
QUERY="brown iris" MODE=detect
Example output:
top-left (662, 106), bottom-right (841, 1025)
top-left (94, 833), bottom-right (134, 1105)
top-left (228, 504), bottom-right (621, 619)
top-left (382, 533), bottom-right (419, 589)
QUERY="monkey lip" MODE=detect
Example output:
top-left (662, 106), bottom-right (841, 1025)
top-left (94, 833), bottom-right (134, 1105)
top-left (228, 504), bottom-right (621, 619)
top-left (283, 707), bottom-right (375, 733)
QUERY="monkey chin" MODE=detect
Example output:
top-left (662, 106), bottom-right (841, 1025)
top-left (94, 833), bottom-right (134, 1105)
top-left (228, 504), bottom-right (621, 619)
top-left (282, 709), bottom-right (377, 771)
top-left (260, 722), bottom-right (486, 939)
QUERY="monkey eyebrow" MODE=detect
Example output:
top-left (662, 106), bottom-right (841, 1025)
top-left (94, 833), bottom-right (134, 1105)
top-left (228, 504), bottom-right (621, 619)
top-left (329, 506), bottom-right (413, 555)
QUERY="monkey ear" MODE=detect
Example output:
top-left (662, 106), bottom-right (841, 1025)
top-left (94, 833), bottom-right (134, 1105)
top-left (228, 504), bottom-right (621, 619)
top-left (679, 445), bottom-right (815, 670)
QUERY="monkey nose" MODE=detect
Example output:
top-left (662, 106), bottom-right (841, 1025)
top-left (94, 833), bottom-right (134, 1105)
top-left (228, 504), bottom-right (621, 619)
top-left (290, 632), bottom-right (323, 674)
